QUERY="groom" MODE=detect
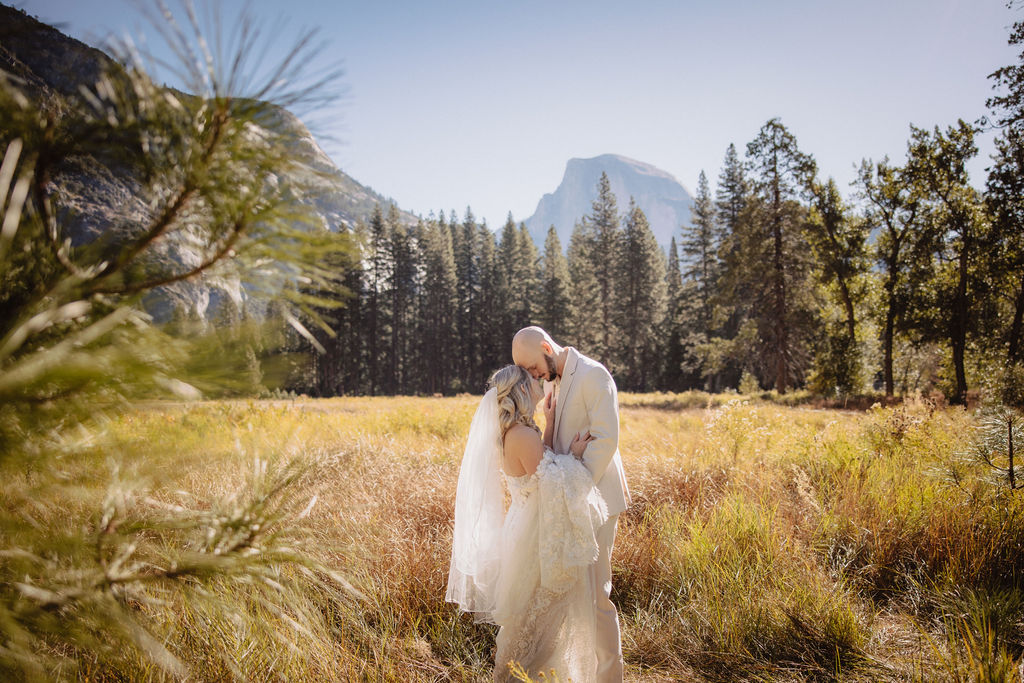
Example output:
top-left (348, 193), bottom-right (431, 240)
top-left (512, 326), bottom-right (631, 682)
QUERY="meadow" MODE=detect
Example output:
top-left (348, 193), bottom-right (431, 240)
top-left (6, 392), bottom-right (1024, 682)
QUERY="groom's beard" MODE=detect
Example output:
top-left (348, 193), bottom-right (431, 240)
top-left (545, 354), bottom-right (558, 381)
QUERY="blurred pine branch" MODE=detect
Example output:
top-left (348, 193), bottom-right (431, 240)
top-left (0, 1), bottom-right (357, 678)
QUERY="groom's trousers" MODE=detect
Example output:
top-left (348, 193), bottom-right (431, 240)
top-left (591, 513), bottom-right (623, 682)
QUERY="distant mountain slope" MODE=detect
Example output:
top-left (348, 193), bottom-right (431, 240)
top-left (0, 4), bottom-right (415, 319)
top-left (524, 154), bottom-right (694, 250)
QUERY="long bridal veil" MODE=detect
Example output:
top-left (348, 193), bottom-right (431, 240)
top-left (446, 387), bottom-right (504, 623)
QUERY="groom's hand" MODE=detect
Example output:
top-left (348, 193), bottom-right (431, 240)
top-left (570, 430), bottom-right (594, 460)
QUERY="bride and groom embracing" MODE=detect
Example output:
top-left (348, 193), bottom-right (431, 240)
top-left (446, 326), bottom-right (631, 682)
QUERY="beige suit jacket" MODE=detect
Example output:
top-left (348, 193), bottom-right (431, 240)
top-left (552, 347), bottom-right (631, 517)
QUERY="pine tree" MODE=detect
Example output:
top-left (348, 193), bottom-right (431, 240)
top-left (537, 225), bottom-right (574, 342)
top-left (984, 15), bottom-right (1024, 400)
top-left (586, 172), bottom-right (622, 367)
top-left (616, 200), bottom-right (666, 390)
top-left (515, 221), bottom-right (541, 325)
top-left (986, 15), bottom-right (1024, 135)
top-left (566, 219), bottom-right (602, 352)
top-left (475, 222), bottom-right (504, 388)
top-left (364, 204), bottom-right (392, 394)
top-left (710, 143), bottom-right (752, 390)
top-left (388, 205), bottom-right (416, 394)
top-left (661, 236), bottom-right (687, 390)
top-left (716, 143), bottom-right (748, 263)
top-left (497, 214), bottom-right (522, 347)
top-left (0, 6), bottom-right (356, 676)
top-left (310, 224), bottom-right (362, 396)
top-left (987, 127), bottom-right (1024, 370)
top-left (419, 214), bottom-right (458, 394)
top-left (335, 220), bottom-right (367, 394)
top-left (681, 170), bottom-right (719, 336)
top-left (745, 118), bottom-right (818, 393)
top-left (454, 208), bottom-right (480, 389)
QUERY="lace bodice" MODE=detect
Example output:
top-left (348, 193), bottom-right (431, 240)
top-left (504, 472), bottom-right (537, 505)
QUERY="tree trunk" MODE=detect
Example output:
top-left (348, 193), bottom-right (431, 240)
top-left (952, 332), bottom-right (968, 405)
top-left (880, 236), bottom-right (905, 398)
top-left (950, 238), bottom-right (971, 406)
top-left (883, 304), bottom-right (896, 397)
top-left (837, 275), bottom-right (856, 345)
top-left (773, 213), bottom-right (788, 393)
top-left (368, 290), bottom-right (377, 396)
top-left (391, 289), bottom-right (399, 395)
top-left (1009, 273), bottom-right (1024, 364)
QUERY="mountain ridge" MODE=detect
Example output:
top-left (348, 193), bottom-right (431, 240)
top-left (524, 153), bottom-right (694, 251)
top-left (0, 3), bottom-right (416, 320)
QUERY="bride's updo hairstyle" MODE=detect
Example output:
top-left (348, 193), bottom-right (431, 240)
top-left (489, 365), bottom-right (539, 440)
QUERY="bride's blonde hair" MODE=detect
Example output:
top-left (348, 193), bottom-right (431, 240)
top-left (489, 365), bottom-right (539, 440)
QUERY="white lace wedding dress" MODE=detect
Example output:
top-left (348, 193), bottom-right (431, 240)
top-left (491, 449), bottom-right (608, 683)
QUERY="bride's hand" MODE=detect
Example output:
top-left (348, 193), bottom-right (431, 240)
top-left (570, 430), bottom-right (594, 460)
top-left (543, 389), bottom-right (556, 423)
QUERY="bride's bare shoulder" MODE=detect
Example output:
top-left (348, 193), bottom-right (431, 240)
top-left (504, 425), bottom-right (543, 475)
top-left (504, 424), bottom-right (541, 447)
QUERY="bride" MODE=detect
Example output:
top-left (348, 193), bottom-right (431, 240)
top-left (446, 364), bottom-right (608, 682)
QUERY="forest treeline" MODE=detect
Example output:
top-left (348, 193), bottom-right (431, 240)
top-left (284, 109), bottom-right (1024, 405)
top-left (245, 12), bottom-right (1023, 405)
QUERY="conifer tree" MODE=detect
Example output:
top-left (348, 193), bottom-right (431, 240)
top-left (446, 208), bottom-right (460, 245)
top-left (986, 14), bottom-right (1024, 135)
top-left (709, 143), bottom-right (752, 389)
top-left (987, 127), bottom-right (1024, 371)
top-left (388, 205), bottom-right (416, 393)
top-left (0, 5), bottom-right (356, 676)
top-left (566, 219), bottom-right (602, 352)
top-left (661, 236), bottom-right (687, 390)
top-left (984, 15), bottom-right (1024, 399)
top-left (475, 222), bottom-right (504, 388)
top-left (454, 208), bottom-right (480, 389)
top-left (515, 221), bottom-right (541, 325)
top-left (419, 214), bottom-right (458, 394)
top-left (333, 220), bottom-right (366, 394)
top-left (745, 118), bottom-right (818, 393)
top-left (309, 223), bottom-right (362, 396)
top-left (616, 200), bottom-right (666, 390)
top-left (586, 172), bottom-right (622, 367)
top-left (538, 225), bottom-right (574, 342)
top-left (497, 214), bottom-right (523, 347)
top-left (681, 170), bottom-right (719, 336)
top-left (715, 143), bottom-right (749, 273)
top-left (364, 204), bottom-right (392, 394)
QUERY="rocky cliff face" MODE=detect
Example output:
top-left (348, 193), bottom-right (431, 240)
top-left (524, 154), bottom-right (694, 250)
top-left (0, 4), bottom-right (414, 321)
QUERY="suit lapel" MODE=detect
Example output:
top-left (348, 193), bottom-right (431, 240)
top-left (554, 347), bottom-right (580, 433)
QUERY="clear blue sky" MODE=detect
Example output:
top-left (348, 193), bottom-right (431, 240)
top-left (19, 0), bottom-right (1019, 229)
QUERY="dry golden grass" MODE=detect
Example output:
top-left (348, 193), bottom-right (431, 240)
top-left (8, 393), bottom-right (1024, 681)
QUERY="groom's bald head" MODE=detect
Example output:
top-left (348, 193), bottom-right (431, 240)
top-left (512, 326), bottom-right (561, 381)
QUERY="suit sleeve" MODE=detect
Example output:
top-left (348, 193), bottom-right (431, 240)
top-left (580, 365), bottom-right (619, 485)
